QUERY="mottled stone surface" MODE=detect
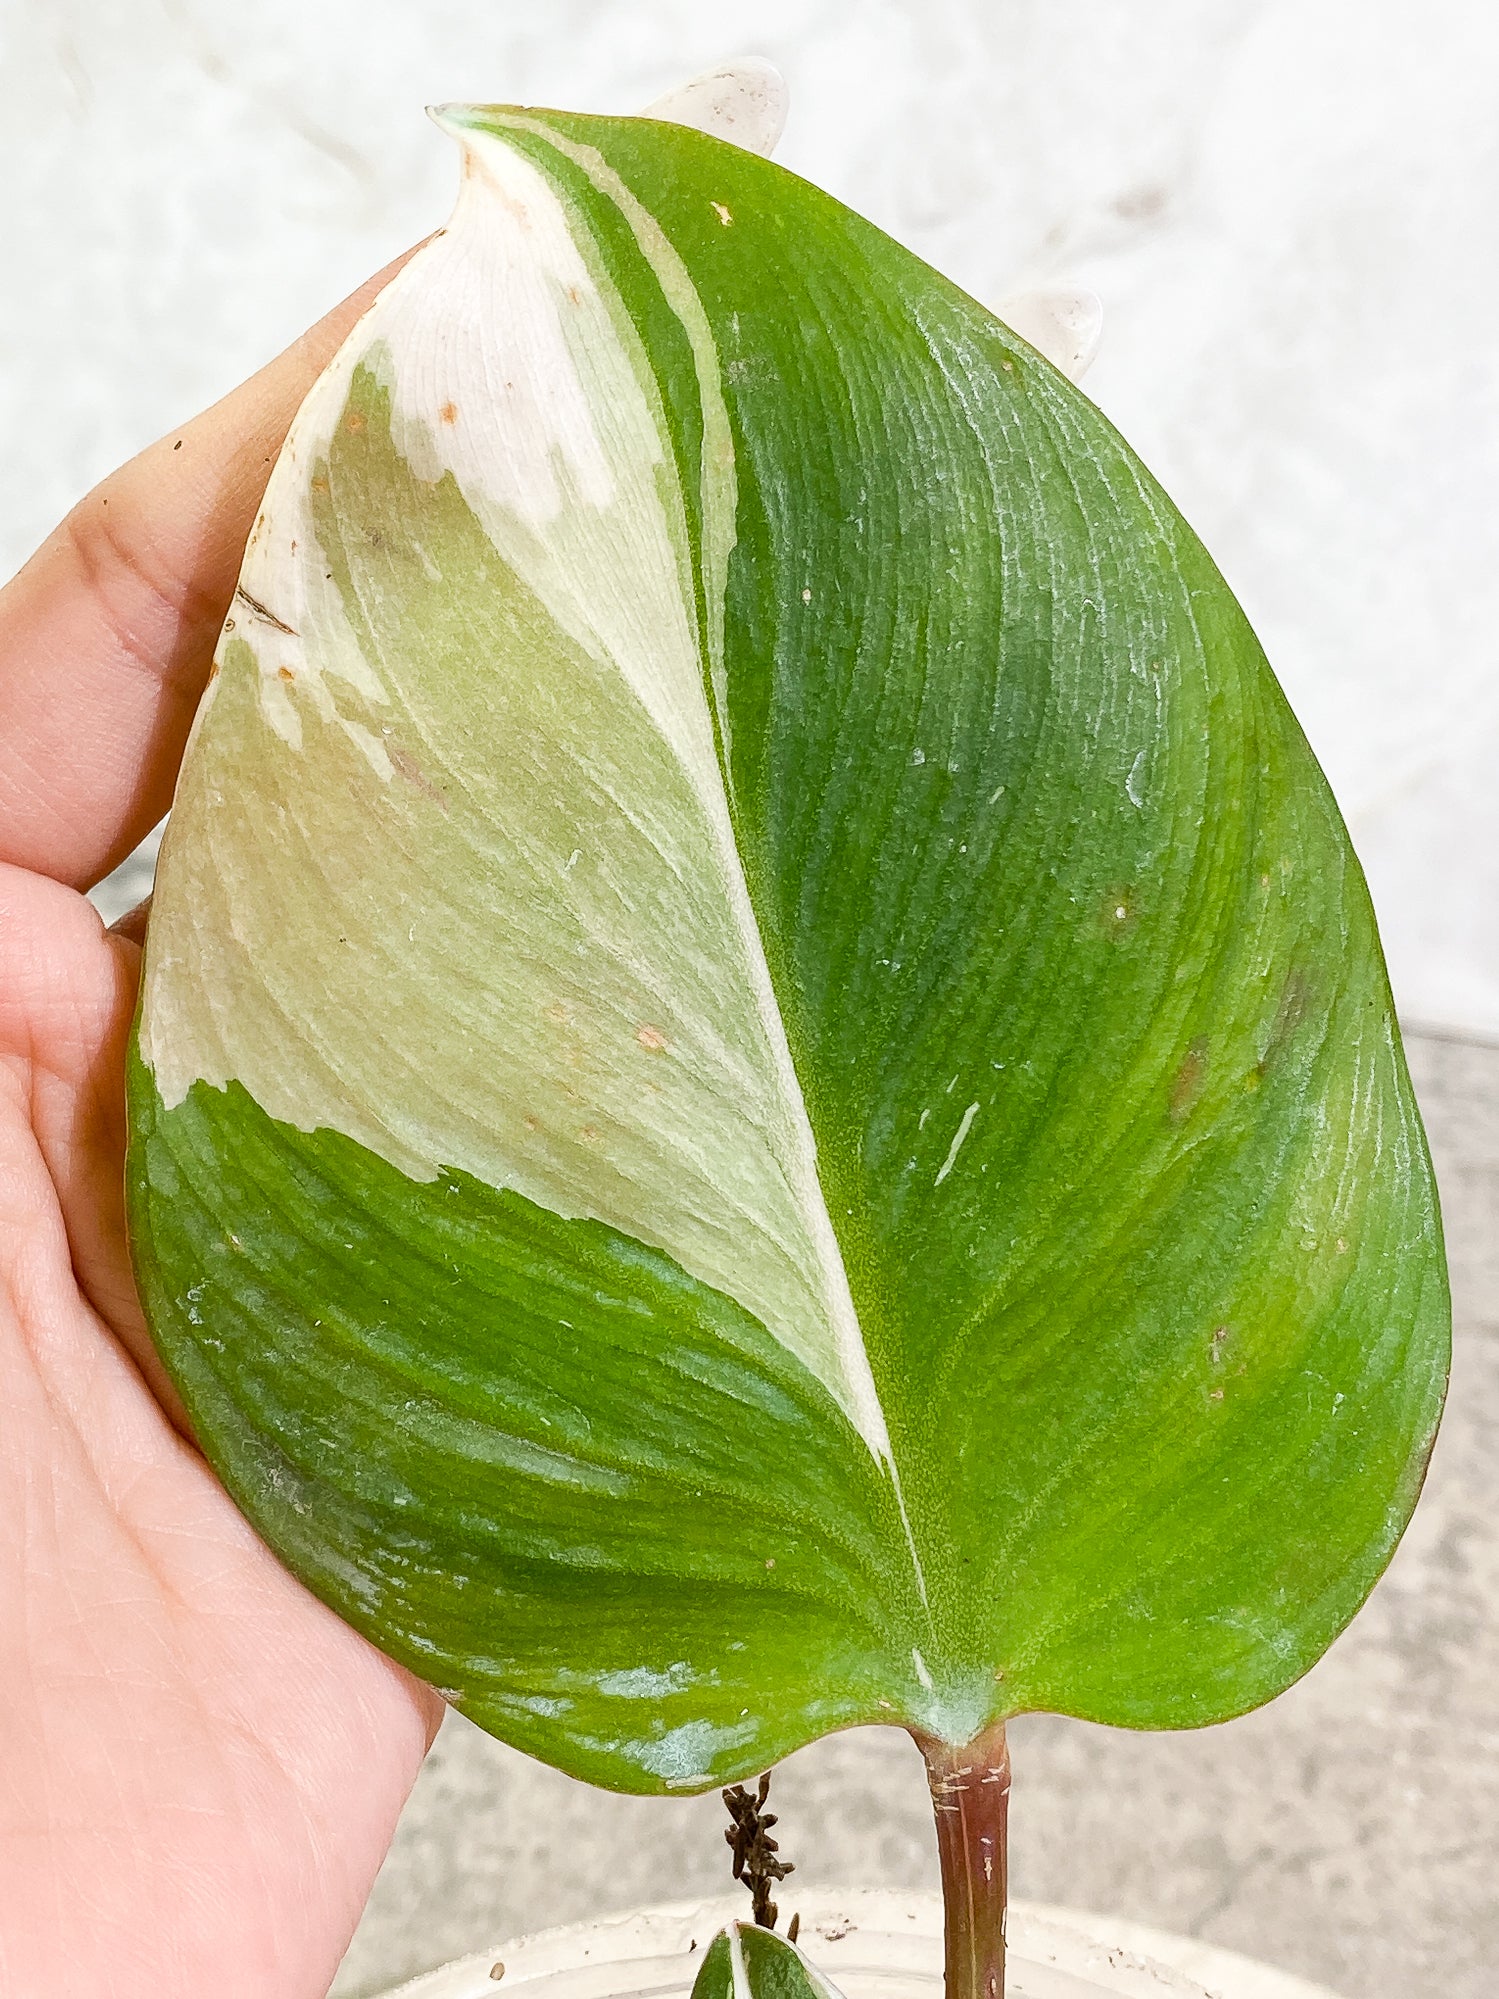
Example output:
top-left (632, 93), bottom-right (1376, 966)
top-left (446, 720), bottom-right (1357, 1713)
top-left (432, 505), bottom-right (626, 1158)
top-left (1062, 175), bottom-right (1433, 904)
top-left (327, 1033), bottom-right (1498, 1999)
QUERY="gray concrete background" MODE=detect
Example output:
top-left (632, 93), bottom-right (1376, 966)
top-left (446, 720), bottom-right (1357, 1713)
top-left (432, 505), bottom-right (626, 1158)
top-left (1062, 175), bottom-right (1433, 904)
top-left (306, 1031), bottom-right (1495, 1999)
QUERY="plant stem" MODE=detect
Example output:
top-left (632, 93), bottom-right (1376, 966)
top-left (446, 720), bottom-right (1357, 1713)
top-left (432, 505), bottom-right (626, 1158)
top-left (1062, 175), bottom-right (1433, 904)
top-left (918, 1721), bottom-right (1011, 1999)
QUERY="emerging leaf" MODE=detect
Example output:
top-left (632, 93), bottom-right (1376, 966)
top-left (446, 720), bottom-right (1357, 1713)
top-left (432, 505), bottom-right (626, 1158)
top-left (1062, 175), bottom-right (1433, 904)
top-left (692, 1925), bottom-right (842, 1999)
top-left (127, 104), bottom-right (1448, 1793)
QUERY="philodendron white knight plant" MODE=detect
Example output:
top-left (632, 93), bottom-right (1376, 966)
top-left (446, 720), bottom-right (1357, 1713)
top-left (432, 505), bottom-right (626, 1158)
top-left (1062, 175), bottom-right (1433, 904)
top-left (125, 59), bottom-right (1449, 1999)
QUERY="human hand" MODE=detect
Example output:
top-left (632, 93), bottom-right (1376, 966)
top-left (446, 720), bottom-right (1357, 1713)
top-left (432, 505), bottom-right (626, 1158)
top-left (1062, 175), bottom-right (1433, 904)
top-left (0, 260), bottom-right (444, 1999)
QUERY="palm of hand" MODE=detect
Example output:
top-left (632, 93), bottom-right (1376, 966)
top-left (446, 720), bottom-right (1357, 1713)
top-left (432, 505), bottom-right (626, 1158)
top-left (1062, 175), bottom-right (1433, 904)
top-left (0, 267), bottom-right (441, 1999)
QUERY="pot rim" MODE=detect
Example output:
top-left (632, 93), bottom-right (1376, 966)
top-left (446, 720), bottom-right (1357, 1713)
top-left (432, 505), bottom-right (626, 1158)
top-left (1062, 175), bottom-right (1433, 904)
top-left (371, 1889), bottom-right (1345, 1999)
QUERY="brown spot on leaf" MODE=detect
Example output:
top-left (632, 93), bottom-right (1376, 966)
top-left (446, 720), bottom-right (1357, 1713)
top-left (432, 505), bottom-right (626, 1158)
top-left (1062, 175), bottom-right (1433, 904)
top-left (1169, 1037), bottom-right (1208, 1122)
top-left (277, 665), bottom-right (295, 682)
top-left (637, 1024), bottom-right (667, 1052)
top-left (345, 410), bottom-right (367, 435)
top-left (439, 400), bottom-right (459, 425)
top-left (234, 584), bottom-right (297, 635)
top-left (387, 740), bottom-right (447, 809)
top-left (1258, 965), bottom-right (1313, 1076)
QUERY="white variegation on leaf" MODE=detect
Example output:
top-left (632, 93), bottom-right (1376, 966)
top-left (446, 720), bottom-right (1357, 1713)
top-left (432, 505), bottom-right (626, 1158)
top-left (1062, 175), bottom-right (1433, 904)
top-left (138, 91), bottom-right (897, 1463)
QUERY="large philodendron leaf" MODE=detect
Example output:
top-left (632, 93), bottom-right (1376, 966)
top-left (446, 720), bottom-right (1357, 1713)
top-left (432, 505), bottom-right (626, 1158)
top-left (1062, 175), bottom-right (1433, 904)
top-left (126, 103), bottom-right (1448, 1793)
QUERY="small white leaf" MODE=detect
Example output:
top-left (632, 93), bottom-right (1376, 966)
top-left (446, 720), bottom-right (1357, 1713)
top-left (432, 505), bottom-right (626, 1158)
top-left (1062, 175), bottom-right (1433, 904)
top-left (995, 284), bottom-right (1103, 380)
top-left (641, 58), bottom-right (789, 158)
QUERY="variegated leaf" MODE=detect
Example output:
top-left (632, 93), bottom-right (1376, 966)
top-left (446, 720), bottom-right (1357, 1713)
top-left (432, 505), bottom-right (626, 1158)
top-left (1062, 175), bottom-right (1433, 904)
top-left (691, 1925), bottom-right (842, 1999)
top-left (127, 101), bottom-right (1448, 1793)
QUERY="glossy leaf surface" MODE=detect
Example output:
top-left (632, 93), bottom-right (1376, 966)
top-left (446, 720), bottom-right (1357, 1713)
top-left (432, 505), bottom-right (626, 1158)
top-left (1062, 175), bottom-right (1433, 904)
top-left (127, 105), bottom-right (1448, 1793)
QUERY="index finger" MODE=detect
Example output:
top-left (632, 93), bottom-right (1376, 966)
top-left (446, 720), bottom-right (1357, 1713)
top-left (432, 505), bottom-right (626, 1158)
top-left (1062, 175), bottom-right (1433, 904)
top-left (0, 251), bottom-right (416, 890)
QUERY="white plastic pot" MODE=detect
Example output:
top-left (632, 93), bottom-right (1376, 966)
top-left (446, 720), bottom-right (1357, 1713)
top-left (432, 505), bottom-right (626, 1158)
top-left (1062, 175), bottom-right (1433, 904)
top-left (376, 1891), bottom-right (1345, 1999)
